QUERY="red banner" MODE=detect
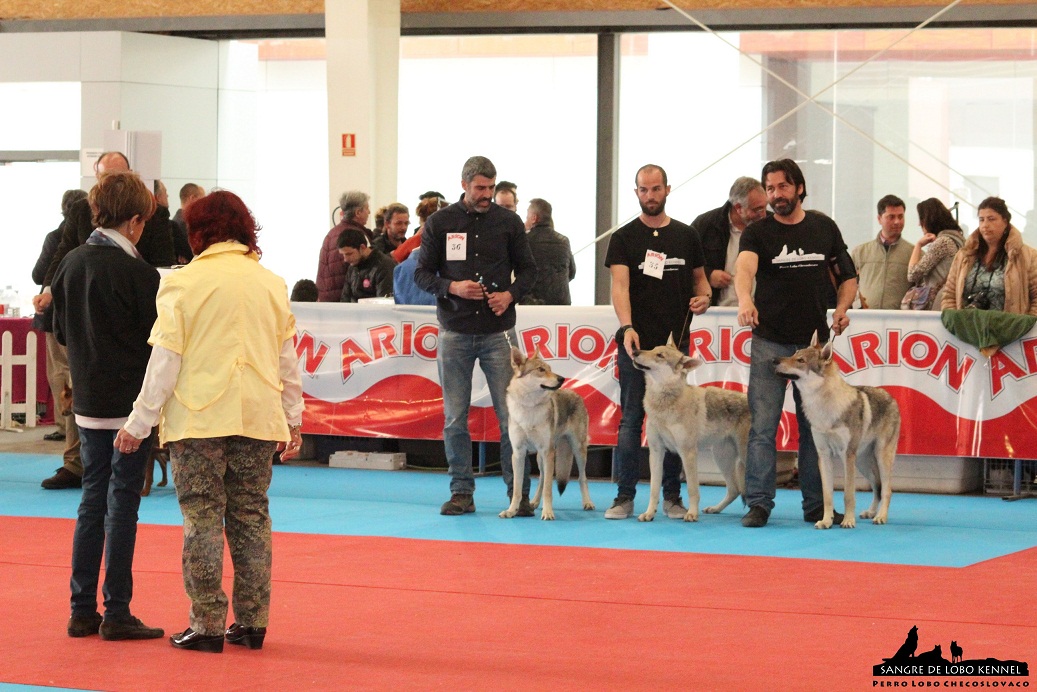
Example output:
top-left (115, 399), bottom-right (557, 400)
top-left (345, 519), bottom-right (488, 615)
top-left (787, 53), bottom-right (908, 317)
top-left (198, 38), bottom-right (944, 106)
top-left (294, 304), bottom-right (1037, 459)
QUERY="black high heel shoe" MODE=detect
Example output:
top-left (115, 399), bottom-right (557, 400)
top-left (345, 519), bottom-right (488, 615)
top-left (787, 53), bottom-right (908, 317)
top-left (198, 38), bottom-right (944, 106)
top-left (225, 623), bottom-right (266, 650)
top-left (170, 627), bottom-right (225, 653)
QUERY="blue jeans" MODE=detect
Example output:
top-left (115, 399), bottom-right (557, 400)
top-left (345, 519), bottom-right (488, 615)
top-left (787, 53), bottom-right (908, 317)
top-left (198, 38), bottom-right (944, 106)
top-left (614, 344), bottom-right (682, 500)
top-left (70, 426), bottom-right (152, 619)
top-left (744, 334), bottom-right (822, 515)
top-left (437, 328), bottom-right (529, 497)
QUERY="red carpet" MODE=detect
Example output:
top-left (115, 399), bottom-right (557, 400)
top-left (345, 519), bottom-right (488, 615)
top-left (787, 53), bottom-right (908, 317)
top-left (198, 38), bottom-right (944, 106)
top-left (2, 515), bottom-right (1035, 690)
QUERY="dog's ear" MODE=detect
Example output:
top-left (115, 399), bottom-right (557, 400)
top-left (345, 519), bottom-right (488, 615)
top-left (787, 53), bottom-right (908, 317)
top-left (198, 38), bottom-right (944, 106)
top-left (666, 332), bottom-right (676, 348)
top-left (511, 348), bottom-right (526, 368)
top-left (679, 356), bottom-right (703, 372)
top-left (810, 330), bottom-right (820, 348)
top-left (820, 339), bottom-right (834, 364)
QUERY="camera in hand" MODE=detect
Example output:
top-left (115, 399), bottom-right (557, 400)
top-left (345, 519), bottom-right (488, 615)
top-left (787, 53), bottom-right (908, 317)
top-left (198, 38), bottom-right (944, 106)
top-left (965, 291), bottom-right (991, 310)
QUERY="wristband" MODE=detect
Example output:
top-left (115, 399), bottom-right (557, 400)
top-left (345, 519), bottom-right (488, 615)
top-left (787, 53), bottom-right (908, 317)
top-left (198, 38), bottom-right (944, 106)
top-left (616, 324), bottom-right (634, 342)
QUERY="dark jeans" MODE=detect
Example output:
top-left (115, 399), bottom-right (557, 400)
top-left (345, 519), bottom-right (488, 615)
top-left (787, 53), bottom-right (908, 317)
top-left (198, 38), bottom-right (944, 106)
top-left (437, 328), bottom-right (530, 497)
top-left (744, 334), bottom-right (822, 515)
top-left (614, 344), bottom-right (682, 499)
top-left (70, 426), bottom-right (152, 619)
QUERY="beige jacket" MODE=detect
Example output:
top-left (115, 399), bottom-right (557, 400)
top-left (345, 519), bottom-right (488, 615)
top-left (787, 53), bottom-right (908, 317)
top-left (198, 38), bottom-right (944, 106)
top-left (940, 225), bottom-right (1037, 316)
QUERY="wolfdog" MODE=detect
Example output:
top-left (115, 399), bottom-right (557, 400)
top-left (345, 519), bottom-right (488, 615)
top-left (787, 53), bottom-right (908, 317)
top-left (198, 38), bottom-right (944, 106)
top-left (499, 349), bottom-right (595, 520)
top-left (774, 332), bottom-right (899, 529)
top-left (631, 336), bottom-right (749, 522)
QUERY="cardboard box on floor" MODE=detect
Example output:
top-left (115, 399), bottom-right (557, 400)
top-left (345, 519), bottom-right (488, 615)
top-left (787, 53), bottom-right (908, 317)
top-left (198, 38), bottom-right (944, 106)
top-left (329, 451), bottom-right (406, 471)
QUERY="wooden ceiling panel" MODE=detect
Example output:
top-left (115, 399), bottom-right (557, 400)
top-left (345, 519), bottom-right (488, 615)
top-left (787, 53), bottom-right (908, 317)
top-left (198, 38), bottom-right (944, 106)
top-left (1, 0), bottom-right (1035, 21)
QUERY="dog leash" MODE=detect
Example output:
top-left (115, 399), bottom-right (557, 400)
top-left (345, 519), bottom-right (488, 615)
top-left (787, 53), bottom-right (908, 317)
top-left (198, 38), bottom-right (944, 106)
top-left (677, 304), bottom-right (694, 349)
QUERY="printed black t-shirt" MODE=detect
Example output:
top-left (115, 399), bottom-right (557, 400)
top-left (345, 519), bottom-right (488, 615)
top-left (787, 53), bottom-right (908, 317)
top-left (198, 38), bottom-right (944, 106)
top-left (739, 210), bottom-right (848, 345)
top-left (604, 217), bottom-right (704, 350)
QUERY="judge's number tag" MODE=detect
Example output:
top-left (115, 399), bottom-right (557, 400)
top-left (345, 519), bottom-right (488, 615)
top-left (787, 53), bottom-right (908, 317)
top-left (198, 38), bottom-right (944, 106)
top-left (447, 233), bottom-right (467, 261)
top-left (644, 249), bottom-right (666, 279)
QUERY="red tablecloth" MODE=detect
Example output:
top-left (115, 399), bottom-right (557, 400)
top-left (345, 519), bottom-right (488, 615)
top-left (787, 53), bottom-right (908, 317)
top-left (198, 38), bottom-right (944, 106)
top-left (0, 317), bottom-right (52, 423)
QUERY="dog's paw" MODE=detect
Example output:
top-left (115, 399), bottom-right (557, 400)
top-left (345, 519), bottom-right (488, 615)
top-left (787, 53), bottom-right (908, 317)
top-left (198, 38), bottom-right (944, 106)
top-left (583, 501), bottom-right (596, 511)
top-left (872, 513), bottom-right (888, 525)
top-left (637, 511), bottom-right (655, 522)
top-left (540, 509), bottom-right (555, 521)
top-left (498, 509), bottom-right (517, 519)
top-left (683, 511), bottom-right (698, 522)
top-left (814, 518), bottom-right (833, 530)
top-left (703, 505), bottom-right (721, 514)
top-left (530, 498), bottom-right (541, 510)
top-left (840, 516), bottom-right (856, 529)
top-left (859, 509), bottom-right (876, 519)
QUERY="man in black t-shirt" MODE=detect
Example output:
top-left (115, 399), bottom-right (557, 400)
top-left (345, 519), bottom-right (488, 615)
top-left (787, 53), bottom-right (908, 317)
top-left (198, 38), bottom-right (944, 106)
top-left (603, 164), bottom-right (712, 520)
top-left (734, 159), bottom-right (858, 528)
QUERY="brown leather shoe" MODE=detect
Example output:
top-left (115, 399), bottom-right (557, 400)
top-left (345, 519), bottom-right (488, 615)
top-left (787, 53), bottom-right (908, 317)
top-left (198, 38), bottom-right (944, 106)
top-left (516, 495), bottom-right (535, 518)
top-left (99, 615), bottom-right (164, 641)
top-left (67, 612), bottom-right (103, 637)
top-left (440, 493), bottom-right (475, 515)
top-left (226, 623), bottom-right (266, 649)
top-left (41, 467), bottom-right (82, 490)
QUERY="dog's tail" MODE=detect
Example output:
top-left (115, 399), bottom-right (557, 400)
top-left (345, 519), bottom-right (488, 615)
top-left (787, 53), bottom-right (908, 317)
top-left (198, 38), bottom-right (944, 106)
top-left (554, 438), bottom-right (574, 495)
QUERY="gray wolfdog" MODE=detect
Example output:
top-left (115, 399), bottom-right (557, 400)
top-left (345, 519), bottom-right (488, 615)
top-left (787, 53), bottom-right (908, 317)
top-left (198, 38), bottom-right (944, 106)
top-left (774, 332), bottom-right (899, 529)
top-left (631, 335), bottom-right (749, 522)
top-left (500, 349), bottom-right (595, 520)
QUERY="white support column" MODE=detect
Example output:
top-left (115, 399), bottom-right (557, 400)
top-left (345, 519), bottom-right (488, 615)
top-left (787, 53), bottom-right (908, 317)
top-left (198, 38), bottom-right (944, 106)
top-left (325, 0), bottom-right (400, 213)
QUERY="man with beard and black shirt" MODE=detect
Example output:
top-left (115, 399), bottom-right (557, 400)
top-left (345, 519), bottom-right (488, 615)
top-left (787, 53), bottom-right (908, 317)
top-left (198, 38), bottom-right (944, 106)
top-left (414, 156), bottom-right (537, 517)
top-left (735, 158), bottom-right (858, 528)
top-left (371, 202), bottom-right (410, 255)
top-left (603, 163), bottom-right (712, 520)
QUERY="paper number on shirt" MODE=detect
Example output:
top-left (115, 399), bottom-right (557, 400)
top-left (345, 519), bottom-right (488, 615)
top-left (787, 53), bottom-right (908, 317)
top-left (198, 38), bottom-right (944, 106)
top-left (644, 249), bottom-right (666, 279)
top-left (447, 233), bottom-right (467, 261)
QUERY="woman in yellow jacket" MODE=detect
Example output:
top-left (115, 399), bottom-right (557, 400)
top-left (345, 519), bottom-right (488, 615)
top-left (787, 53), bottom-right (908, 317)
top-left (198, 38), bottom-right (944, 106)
top-left (940, 196), bottom-right (1037, 316)
top-left (117, 190), bottom-right (304, 653)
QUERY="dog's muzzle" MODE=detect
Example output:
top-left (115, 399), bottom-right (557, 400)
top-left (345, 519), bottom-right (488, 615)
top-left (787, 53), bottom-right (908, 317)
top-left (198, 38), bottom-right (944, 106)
top-left (540, 377), bottom-right (565, 391)
top-left (772, 358), bottom-right (799, 380)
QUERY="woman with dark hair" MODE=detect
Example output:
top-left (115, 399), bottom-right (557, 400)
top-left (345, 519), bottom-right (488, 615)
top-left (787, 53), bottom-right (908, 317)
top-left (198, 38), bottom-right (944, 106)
top-left (52, 171), bottom-right (164, 641)
top-left (117, 190), bottom-right (304, 653)
top-left (941, 196), bottom-right (1037, 314)
top-left (905, 198), bottom-right (966, 309)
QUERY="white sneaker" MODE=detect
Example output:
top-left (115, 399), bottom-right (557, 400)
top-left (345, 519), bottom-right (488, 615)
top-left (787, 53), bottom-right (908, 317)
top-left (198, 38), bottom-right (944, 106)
top-left (664, 497), bottom-right (687, 519)
top-left (604, 496), bottom-right (634, 519)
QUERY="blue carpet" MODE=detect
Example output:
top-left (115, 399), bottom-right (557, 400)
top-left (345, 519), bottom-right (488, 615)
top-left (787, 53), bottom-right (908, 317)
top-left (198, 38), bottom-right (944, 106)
top-left (3, 453), bottom-right (1035, 568)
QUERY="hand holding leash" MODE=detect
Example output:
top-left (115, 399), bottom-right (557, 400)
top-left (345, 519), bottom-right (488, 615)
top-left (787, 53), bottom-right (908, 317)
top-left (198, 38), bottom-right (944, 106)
top-left (450, 280), bottom-right (484, 300)
top-left (831, 309), bottom-right (850, 336)
top-left (483, 284), bottom-right (513, 316)
top-left (737, 299), bottom-right (759, 328)
top-left (623, 328), bottom-right (640, 359)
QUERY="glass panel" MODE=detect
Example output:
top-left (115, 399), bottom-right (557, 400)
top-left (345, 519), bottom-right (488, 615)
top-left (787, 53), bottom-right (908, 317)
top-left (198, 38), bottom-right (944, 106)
top-left (619, 21), bottom-right (1037, 260)
top-left (0, 162), bottom-right (81, 314)
top-left (399, 35), bottom-right (599, 304)
top-left (219, 40), bottom-right (330, 292)
top-left (0, 82), bottom-right (80, 151)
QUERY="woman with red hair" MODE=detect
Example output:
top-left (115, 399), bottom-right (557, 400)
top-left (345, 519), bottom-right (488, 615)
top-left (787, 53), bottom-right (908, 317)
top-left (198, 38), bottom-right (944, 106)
top-left (117, 190), bottom-right (304, 653)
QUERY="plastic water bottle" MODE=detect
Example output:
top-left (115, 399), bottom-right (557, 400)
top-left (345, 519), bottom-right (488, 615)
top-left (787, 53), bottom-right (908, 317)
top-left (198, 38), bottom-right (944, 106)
top-left (0, 285), bottom-right (17, 317)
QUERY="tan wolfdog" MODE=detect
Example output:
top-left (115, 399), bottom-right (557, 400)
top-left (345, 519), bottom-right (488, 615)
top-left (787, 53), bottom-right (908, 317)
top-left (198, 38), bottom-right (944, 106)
top-left (500, 349), bottom-right (595, 520)
top-left (774, 332), bottom-right (899, 529)
top-left (631, 335), bottom-right (749, 522)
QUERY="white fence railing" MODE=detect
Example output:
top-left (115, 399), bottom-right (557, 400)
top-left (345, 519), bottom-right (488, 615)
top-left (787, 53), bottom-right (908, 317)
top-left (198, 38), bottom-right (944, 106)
top-left (1, 329), bottom-right (37, 430)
